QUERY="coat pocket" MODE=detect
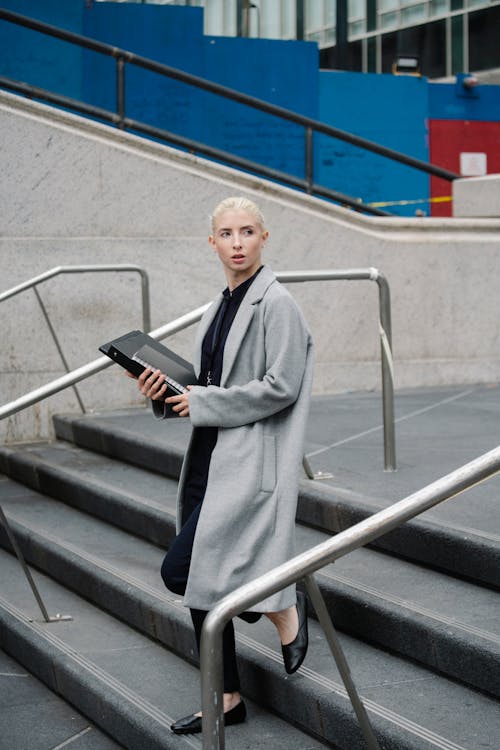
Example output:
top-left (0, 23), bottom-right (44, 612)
top-left (261, 435), bottom-right (277, 492)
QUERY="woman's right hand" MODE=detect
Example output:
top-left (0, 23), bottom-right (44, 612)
top-left (133, 367), bottom-right (168, 401)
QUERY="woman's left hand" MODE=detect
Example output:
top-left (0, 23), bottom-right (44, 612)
top-left (166, 385), bottom-right (194, 417)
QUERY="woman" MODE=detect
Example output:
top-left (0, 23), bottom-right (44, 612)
top-left (135, 196), bottom-right (314, 734)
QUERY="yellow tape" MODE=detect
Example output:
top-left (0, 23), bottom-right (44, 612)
top-left (368, 196), bottom-right (453, 208)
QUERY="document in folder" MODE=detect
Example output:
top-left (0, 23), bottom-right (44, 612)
top-left (99, 330), bottom-right (195, 395)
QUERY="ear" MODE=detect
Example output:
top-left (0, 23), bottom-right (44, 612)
top-left (262, 230), bottom-right (269, 244)
top-left (208, 235), bottom-right (217, 251)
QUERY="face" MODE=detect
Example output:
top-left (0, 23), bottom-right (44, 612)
top-left (209, 209), bottom-right (269, 288)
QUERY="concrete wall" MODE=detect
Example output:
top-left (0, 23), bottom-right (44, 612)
top-left (1, 91), bottom-right (500, 442)
top-left (453, 175), bottom-right (500, 218)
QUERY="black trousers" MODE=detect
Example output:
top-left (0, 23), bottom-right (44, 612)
top-left (160, 501), bottom-right (241, 692)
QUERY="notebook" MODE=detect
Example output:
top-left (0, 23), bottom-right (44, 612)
top-left (99, 330), bottom-right (195, 395)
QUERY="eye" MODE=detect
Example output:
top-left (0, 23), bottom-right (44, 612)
top-left (243, 228), bottom-right (254, 236)
top-left (219, 230), bottom-right (231, 238)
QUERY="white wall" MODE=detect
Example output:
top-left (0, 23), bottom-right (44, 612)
top-left (1, 91), bottom-right (499, 442)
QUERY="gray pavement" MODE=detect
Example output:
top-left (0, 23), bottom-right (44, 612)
top-left (0, 649), bottom-right (124, 750)
top-left (304, 383), bottom-right (500, 535)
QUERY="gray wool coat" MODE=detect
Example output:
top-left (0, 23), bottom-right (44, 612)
top-left (167, 266), bottom-right (313, 612)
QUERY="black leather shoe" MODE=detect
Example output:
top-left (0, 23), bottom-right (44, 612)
top-left (282, 591), bottom-right (308, 674)
top-left (170, 700), bottom-right (247, 734)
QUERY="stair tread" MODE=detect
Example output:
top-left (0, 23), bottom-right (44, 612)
top-left (0, 549), bottom-right (330, 750)
top-left (1, 485), bottom-right (499, 750)
top-left (2, 444), bottom-right (499, 644)
top-left (54, 390), bottom-right (500, 539)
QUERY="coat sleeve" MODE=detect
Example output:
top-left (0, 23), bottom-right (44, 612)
top-left (188, 293), bottom-right (312, 428)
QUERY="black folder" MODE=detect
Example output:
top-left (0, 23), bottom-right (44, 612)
top-left (99, 330), bottom-right (195, 395)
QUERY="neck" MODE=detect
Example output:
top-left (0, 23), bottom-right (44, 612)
top-left (225, 264), bottom-right (262, 292)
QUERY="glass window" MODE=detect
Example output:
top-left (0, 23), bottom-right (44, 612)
top-left (378, 0), bottom-right (400, 11)
top-left (324, 26), bottom-right (337, 44)
top-left (380, 10), bottom-right (400, 28)
top-left (305, 0), bottom-right (326, 28)
top-left (349, 19), bottom-right (366, 35)
top-left (429, 0), bottom-right (449, 14)
top-left (401, 4), bottom-right (428, 24)
top-left (469, 5), bottom-right (500, 70)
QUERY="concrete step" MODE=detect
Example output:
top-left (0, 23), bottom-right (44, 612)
top-left (0, 647), bottom-right (124, 750)
top-left (0, 549), bottom-right (329, 750)
top-left (1, 441), bottom-right (499, 698)
top-left (52, 409), bottom-right (500, 587)
top-left (0, 483), bottom-right (499, 750)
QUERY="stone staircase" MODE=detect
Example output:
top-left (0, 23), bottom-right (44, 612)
top-left (0, 396), bottom-right (499, 749)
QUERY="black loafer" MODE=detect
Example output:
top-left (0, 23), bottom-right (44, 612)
top-left (170, 700), bottom-right (247, 734)
top-left (282, 591), bottom-right (308, 674)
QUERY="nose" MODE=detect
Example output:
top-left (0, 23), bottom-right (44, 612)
top-left (233, 233), bottom-right (242, 248)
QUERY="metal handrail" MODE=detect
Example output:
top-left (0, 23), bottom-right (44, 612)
top-left (0, 265), bottom-right (151, 333)
top-left (0, 303), bottom-right (210, 422)
top-left (0, 74), bottom-right (388, 219)
top-left (200, 445), bottom-right (500, 749)
top-left (1, 268), bottom-right (394, 471)
top-left (276, 268), bottom-right (395, 471)
top-left (0, 265), bottom-right (151, 414)
top-left (0, 8), bottom-right (460, 215)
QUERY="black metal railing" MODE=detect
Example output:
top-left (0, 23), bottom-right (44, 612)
top-left (0, 8), bottom-right (460, 216)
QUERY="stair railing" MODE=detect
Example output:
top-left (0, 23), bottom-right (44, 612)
top-left (0, 8), bottom-right (460, 217)
top-left (0, 267), bottom-right (395, 470)
top-left (0, 267), bottom-right (394, 625)
top-left (200, 445), bottom-right (500, 750)
top-left (0, 264), bottom-right (152, 414)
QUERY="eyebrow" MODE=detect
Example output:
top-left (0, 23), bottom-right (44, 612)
top-left (217, 224), bottom-right (256, 232)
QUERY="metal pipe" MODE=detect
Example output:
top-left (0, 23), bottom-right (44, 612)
top-left (201, 445), bottom-right (500, 748)
top-left (116, 55), bottom-right (126, 129)
top-left (0, 505), bottom-right (51, 622)
top-left (374, 272), bottom-right (396, 470)
top-left (304, 574), bottom-right (381, 750)
top-left (33, 286), bottom-right (86, 414)
top-left (0, 77), bottom-right (388, 217)
top-left (1, 263), bottom-right (151, 345)
top-left (275, 269), bottom-right (396, 471)
top-left (0, 304), bottom-right (209, 421)
top-left (305, 126), bottom-right (313, 194)
top-left (0, 9), bottom-right (460, 182)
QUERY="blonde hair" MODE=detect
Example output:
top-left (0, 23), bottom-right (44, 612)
top-left (210, 196), bottom-right (266, 234)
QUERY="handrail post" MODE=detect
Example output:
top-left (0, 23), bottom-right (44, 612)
top-left (201, 612), bottom-right (226, 750)
top-left (374, 271), bottom-right (396, 471)
top-left (0, 506), bottom-right (72, 623)
top-left (304, 574), bottom-right (381, 749)
top-left (139, 268), bottom-right (151, 333)
top-left (33, 286), bottom-right (86, 414)
top-left (305, 126), bottom-right (313, 194)
top-left (116, 54), bottom-right (125, 129)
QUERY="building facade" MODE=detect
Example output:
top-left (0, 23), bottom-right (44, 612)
top-left (121, 0), bottom-right (500, 79)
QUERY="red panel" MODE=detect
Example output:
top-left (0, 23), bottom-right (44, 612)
top-left (429, 120), bottom-right (500, 216)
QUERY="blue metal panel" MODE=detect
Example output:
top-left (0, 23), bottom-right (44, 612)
top-left (429, 78), bottom-right (500, 121)
top-left (82, 3), bottom-right (205, 141)
top-left (0, 0), bottom-right (84, 98)
top-left (317, 71), bottom-right (430, 216)
top-left (201, 36), bottom-right (319, 179)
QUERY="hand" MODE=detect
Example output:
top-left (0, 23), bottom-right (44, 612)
top-left (136, 367), bottom-right (169, 401)
top-left (166, 386), bottom-right (194, 417)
